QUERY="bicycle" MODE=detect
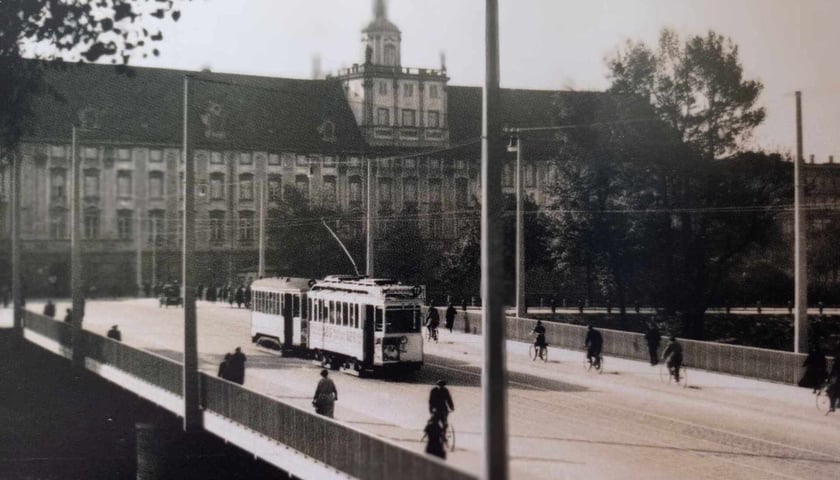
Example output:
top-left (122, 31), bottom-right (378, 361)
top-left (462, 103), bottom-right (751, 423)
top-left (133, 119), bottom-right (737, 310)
top-left (584, 352), bottom-right (603, 373)
top-left (816, 382), bottom-right (837, 415)
top-left (529, 343), bottom-right (548, 362)
top-left (426, 325), bottom-right (439, 343)
top-left (659, 361), bottom-right (688, 388)
top-left (430, 410), bottom-right (456, 452)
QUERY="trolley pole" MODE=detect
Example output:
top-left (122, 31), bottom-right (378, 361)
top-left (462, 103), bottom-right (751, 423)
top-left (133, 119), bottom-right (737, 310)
top-left (482, 1), bottom-right (509, 479)
top-left (794, 91), bottom-right (809, 353)
top-left (366, 156), bottom-right (374, 277)
top-left (10, 147), bottom-right (22, 332)
top-left (70, 125), bottom-right (85, 368)
top-left (182, 75), bottom-right (201, 431)
top-left (258, 179), bottom-right (266, 278)
top-left (514, 134), bottom-right (525, 318)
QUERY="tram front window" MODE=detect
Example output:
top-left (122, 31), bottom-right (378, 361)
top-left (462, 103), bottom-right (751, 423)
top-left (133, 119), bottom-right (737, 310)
top-left (385, 307), bottom-right (420, 333)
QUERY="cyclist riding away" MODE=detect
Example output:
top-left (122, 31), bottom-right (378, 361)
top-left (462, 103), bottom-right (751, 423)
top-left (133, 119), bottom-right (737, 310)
top-left (429, 379), bottom-right (455, 427)
top-left (585, 324), bottom-right (603, 368)
top-left (425, 305), bottom-right (441, 342)
top-left (663, 336), bottom-right (684, 382)
top-left (531, 320), bottom-right (547, 357)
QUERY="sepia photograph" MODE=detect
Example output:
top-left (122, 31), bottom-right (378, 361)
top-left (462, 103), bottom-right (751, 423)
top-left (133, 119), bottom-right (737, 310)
top-left (1, 1), bottom-right (839, 478)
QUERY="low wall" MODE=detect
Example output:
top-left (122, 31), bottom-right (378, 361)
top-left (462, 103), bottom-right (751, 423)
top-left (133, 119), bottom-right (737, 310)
top-left (22, 311), bottom-right (476, 480)
top-left (430, 307), bottom-right (816, 385)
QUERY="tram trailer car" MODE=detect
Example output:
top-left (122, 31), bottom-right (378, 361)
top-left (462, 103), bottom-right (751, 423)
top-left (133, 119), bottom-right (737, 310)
top-left (308, 275), bottom-right (425, 376)
top-left (250, 277), bottom-right (312, 353)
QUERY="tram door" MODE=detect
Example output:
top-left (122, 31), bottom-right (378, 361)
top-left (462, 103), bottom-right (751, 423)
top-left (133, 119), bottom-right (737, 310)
top-left (364, 304), bottom-right (375, 366)
top-left (283, 293), bottom-right (294, 348)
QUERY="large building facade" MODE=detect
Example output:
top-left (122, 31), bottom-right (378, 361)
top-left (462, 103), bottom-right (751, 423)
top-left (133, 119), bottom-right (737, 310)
top-left (1, 0), bottom-right (837, 298)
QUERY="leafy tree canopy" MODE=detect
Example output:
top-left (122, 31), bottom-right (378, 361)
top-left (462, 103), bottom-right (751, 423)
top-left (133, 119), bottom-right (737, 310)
top-left (1, 0), bottom-right (185, 148)
top-left (606, 28), bottom-right (765, 159)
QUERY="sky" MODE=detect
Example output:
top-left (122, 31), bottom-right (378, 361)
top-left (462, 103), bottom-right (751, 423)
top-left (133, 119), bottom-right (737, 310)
top-left (131, 0), bottom-right (839, 161)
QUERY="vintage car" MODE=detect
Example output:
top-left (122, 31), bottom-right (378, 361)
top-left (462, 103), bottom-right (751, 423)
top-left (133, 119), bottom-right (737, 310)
top-left (159, 284), bottom-right (183, 308)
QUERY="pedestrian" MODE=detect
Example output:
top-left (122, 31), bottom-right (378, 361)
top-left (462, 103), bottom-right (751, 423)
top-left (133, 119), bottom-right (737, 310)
top-left (63, 308), bottom-right (72, 323)
top-left (107, 325), bottom-right (122, 342)
top-left (312, 368), bottom-right (338, 418)
top-left (422, 416), bottom-right (447, 460)
top-left (229, 347), bottom-right (247, 384)
top-left (235, 286), bottom-right (245, 308)
top-left (827, 348), bottom-right (840, 413)
top-left (799, 344), bottom-right (828, 393)
top-left (444, 303), bottom-right (456, 333)
top-left (244, 285), bottom-right (252, 308)
top-left (644, 321), bottom-right (661, 366)
top-left (461, 298), bottom-right (467, 313)
top-left (218, 353), bottom-right (232, 381)
top-left (550, 297), bottom-right (556, 315)
top-left (43, 299), bottom-right (56, 318)
top-left (428, 379), bottom-right (455, 425)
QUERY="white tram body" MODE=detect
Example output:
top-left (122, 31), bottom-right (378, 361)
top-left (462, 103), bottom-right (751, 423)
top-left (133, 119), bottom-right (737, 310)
top-left (307, 275), bottom-right (425, 374)
top-left (250, 277), bottom-right (311, 350)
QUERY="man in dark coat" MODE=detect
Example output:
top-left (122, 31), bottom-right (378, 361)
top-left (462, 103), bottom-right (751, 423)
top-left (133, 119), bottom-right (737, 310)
top-left (644, 322), bottom-right (661, 366)
top-left (235, 286), bottom-right (245, 308)
top-left (799, 345), bottom-right (828, 393)
top-left (444, 303), bottom-right (456, 333)
top-left (313, 369), bottom-right (338, 418)
top-left (827, 349), bottom-right (840, 412)
top-left (423, 416), bottom-right (447, 460)
top-left (43, 300), bottom-right (56, 318)
top-left (229, 347), bottom-right (247, 384)
top-left (218, 353), bottom-right (232, 381)
top-left (428, 380), bottom-right (455, 426)
top-left (107, 325), bottom-right (122, 342)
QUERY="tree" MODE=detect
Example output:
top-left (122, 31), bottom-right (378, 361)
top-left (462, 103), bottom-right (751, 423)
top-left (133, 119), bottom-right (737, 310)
top-left (1, 0), bottom-right (186, 148)
top-left (606, 28), bottom-right (765, 159)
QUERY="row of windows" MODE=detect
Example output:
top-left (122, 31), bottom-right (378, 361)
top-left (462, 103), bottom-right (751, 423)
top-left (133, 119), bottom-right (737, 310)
top-left (252, 291), bottom-right (305, 318)
top-left (376, 109), bottom-right (441, 128)
top-left (377, 82), bottom-right (440, 99)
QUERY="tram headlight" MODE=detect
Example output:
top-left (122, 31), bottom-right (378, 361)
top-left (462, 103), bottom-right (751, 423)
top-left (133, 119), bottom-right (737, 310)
top-left (400, 336), bottom-right (408, 344)
top-left (383, 344), bottom-right (399, 360)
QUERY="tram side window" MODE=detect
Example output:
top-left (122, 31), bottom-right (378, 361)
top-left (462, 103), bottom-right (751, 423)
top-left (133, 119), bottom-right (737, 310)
top-left (292, 294), bottom-right (299, 317)
top-left (385, 307), bottom-right (420, 333)
top-left (274, 293), bottom-right (279, 315)
top-left (342, 303), bottom-right (348, 326)
top-left (301, 294), bottom-right (307, 319)
top-left (375, 307), bottom-right (384, 332)
top-left (349, 304), bottom-right (356, 328)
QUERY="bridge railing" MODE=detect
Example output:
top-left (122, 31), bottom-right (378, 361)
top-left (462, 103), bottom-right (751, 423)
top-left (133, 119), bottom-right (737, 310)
top-left (83, 331), bottom-right (183, 395)
top-left (201, 375), bottom-right (474, 480)
top-left (431, 307), bottom-right (812, 384)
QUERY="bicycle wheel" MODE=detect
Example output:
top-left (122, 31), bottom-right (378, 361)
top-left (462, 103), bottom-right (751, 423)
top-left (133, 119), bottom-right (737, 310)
top-left (659, 363), bottom-right (669, 383)
top-left (595, 355), bottom-right (604, 374)
top-left (816, 386), bottom-right (832, 414)
top-left (677, 365), bottom-right (688, 388)
top-left (529, 344), bottom-right (537, 361)
top-left (445, 423), bottom-right (456, 452)
top-left (539, 347), bottom-right (548, 362)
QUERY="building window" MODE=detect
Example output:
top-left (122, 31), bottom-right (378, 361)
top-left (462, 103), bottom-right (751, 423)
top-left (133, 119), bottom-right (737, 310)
top-left (51, 145), bottom-right (66, 158)
top-left (117, 171), bottom-right (132, 198)
top-left (210, 173), bottom-right (225, 200)
top-left (117, 210), bottom-right (133, 240)
top-left (117, 148), bottom-right (131, 161)
top-left (404, 158), bottom-right (416, 169)
top-left (268, 175), bottom-right (282, 201)
top-left (384, 44), bottom-right (397, 65)
top-left (404, 178), bottom-right (417, 203)
top-left (324, 156), bottom-right (336, 168)
top-left (455, 159), bottom-right (466, 170)
top-left (430, 85), bottom-right (439, 99)
top-left (377, 108), bottom-right (390, 126)
top-left (239, 173), bottom-right (254, 201)
top-left (430, 215), bottom-right (443, 239)
top-left (83, 210), bottom-right (99, 239)
top-left (403, 83), bottom-right (413, 97)
top-left (49, 210), bottom-right (67, 239)
top-left (207, 151), bottom-right (222, 164)
top-left (50, 169), bottom-right (66, 203)
top-left (503, 163), bottom-right (514, 187)
top-left (150, 149), bottom-right (163, 163)
top-left (455, 178), bottom-right (469, 208)
top-left (429, 178), bottom-right (442, 204)
top-left (148, 172), bottom-right (164, 199)
top-left (239, 211), bottom-right (255, 242)
top-left (429, 158), bottom-right (441, 171)
top-left (209, 211), bottom-right (225, 242)
top-left (296, 155), bottom-right (308, 167)
top-left (268, 153), bottom-right (281, 166)
top-left (239, 152), bottom-right (252, 165)
top-left (148, 210), bottom-right (164, 245)
top-left (379, 82), bottom-right (388, 95)
top-left (83, 170), bottom-right (100, 199)
top-left (427, 111), bottom-right (440, 128)
top-left (349, 176), bottom-right (362, 206)
top-left (84, 147), bottom-right (98, 159)
top-left (525, 164), bottom-right (536, 187)
top-left (402, 109), bottom-right (416, 127)
top-left (295, 175), bottom-right (309, 199)
top-left (379, 178), bottom-right (392, 210)
top-left (322, 175), bottom-right (337, 203)
top-left (282, 153), bottom-right (294, 167)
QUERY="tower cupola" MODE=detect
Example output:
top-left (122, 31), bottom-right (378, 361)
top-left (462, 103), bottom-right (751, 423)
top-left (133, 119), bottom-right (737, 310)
top-left (362, 0), bottom-right (401, 67)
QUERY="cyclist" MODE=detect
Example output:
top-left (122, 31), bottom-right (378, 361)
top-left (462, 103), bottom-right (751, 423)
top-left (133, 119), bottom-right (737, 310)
top-left (429, 379), bottom-right (455, 428)
top-left (584, 324), bottom-right (603, 368)
top-left (662, 336), bottom-right (684, 382)
top-left (425, 305), bottom-right (441, 342)
top-left (827, 348), bottom-right (840, 413)
top-left (531, 320), bottom-right (547, 358)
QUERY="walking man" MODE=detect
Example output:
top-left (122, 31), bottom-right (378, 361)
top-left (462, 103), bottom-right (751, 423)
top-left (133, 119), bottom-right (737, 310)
top-left (444, 303), bottom-right (456, 333)
top-left (107, 325), bottom-right (122, 342)
top-left (229, 347), bottom-right (247, 384)
top-left (644, 321), bottom-right (661, 366)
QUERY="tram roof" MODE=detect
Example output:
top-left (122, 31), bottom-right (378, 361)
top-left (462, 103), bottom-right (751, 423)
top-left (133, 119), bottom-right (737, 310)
top-left (311, 276), bottom-right (423, 299)
top-left (250, 277), bottom-right (313, 292)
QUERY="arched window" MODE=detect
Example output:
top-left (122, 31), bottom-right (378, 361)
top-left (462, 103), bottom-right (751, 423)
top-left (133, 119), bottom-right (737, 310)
top-left (384, 44), bottom-right (397, 66)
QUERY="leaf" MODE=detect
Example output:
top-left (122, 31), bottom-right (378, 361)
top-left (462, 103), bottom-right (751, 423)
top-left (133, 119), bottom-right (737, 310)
top-left (172, 10), bottom-right (181, 22)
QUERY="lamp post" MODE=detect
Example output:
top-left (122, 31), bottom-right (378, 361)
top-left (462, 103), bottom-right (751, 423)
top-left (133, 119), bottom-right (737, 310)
top-left (70, 125), bottom-right (85, 368)
top-left (507, 131), bottom-right (526, 318)
top-left (182, 74), bottom-right (200, 431)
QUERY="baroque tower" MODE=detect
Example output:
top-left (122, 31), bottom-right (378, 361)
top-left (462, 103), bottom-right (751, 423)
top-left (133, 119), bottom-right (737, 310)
top-left (337, 0), bottom-right (449, 148)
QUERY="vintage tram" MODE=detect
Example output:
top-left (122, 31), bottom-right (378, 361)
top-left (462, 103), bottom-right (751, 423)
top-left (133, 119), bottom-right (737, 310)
top-left (250, 275), bottom-right (425, 376)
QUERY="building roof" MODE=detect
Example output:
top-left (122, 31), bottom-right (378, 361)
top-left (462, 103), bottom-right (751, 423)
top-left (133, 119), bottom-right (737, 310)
top-left (363, 0), bottom-right (400, 33)
top-left (24, 62), bottom-right (367, 152)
